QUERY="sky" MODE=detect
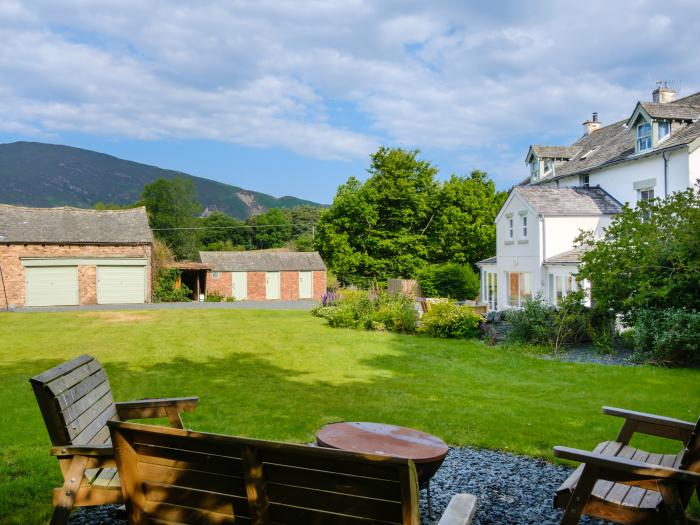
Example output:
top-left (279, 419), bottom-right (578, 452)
top-left (1, 1), bottom-right (699, 204)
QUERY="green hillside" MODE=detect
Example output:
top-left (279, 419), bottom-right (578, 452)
top-left (0, 141), bottom-right (320, 218)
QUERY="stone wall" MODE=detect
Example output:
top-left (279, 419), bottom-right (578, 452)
top-left (0, 243), bottom-right (152, 308)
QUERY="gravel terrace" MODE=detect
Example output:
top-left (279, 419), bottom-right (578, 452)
top-left (68, 446), bottom-right (610, 525)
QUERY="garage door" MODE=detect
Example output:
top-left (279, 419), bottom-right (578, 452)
top-left (25, 266), bottom-right (79, 306)
top-left (97, 266), bottom-right (146, 304)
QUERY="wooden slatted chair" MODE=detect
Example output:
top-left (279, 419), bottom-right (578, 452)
top-left (30, 355), bottom-right (199, 525)
top-left (553, 406), bottom-right (700, 525)
top-left (108, 420), bottom-right (477, 525)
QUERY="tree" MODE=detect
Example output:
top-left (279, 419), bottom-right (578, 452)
top-left (287, 205), bottom-right (322, 238)
top-left (198, 211), bottom-right (250, 249)
top-left (140, 176), bottom-right (202, 260)
top-left (249, 208), bottom-right (292, 249)
top-left (317, 148), bottom-right (440, 285)
top-left (576, 185), bottom-right (700, 322)
top-left (428, 171), bottom-right (507, 265)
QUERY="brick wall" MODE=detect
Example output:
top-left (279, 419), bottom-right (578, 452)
top-left (206, 271), bottom-right (232, 297)
top-left (313, 270), bottom-right (327, 301)
top-left (247, 272), bottom-right (266, 300)
top-left (0, 244), bottom-right (152, 308)
top-left (280, 271), bottom-right (299, 300)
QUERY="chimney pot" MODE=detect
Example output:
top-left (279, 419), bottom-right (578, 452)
top-left (582, 113), bottom-right (602, 136)
top-left (652, 81), bottom-right (676, 104)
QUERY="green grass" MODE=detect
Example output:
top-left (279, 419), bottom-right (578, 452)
top-left (1, 309), bottom-right (698, 524)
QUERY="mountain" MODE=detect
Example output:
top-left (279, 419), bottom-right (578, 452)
top-left (0, 141), bottom-right (322, 218)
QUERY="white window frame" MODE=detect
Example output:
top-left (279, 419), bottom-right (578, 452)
top-left (580, 174), bottom-right (590, 187)
top-left (521, 215), bottom-right (528, 238)
top-left (658, 120), bottom-right (670, 141)
top-left (637, 122), bottom-right (652, 151)
top-left (530, 159), bottom-right (540, 181)
top-left (483, 271), bottom-right (498, 310)
top-left (543, 158), bottom-right (553, 175)
top-left (548, 272), bottom-right (578, 306)
top-left (508, 217), bottom-right (514, 239)
top-left (507, 272), bottom-right (532, 307)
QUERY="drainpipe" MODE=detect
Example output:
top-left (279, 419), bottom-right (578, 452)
top-left (662, 151), bottom-right (670, 197)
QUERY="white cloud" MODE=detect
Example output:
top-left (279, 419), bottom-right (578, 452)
top-left (0, 0), bottom-right (699, 177)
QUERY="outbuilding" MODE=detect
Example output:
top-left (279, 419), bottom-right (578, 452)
top-left (199, 250), bottom-right (326, 301)
top-left (0, 205), bottom-right (153, 308)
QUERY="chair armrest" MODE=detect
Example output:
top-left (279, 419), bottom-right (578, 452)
top-left (51, 444), bottom-right (114, 457)
top-left (115, 396), bottom-right (199, 420)
top-left (437, 494), bottom-right (477, 525)
top-left (602, 406), bottom-right (696, 444)
top-left (553, 446), bottom-right (700, 483)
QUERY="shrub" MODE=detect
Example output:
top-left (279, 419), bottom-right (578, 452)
top-left (633, 308), bottom-right (700, 366)
top-left (205, 292), bottom-right (225, 302)
top-left (418, 302), bottom-right (483, 339)
top-left (153, 269), bottom-right (191, 302)
top-left (312, 290), bottom-right (418, 333)
top-left (417, 263), bottom-right (480, 300)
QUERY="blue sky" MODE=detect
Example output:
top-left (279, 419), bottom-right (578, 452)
top-left (1, 1), bottom-right (699, 203)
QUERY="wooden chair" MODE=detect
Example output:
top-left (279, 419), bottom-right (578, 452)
top-left (108, 420), bottom-right (477, 525)
top-left (30, 354), bottom-right (199, 525)
top-left (553, 406), bottom-right (700, 524)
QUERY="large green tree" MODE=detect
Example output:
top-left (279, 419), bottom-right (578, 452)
top-left (577, 185), bottom-right (700, 321)
top-left (141, 176), bottom-right (202, 260)
top-left (249, 208), bottom-right (292, 249)
top-left (198, 211), bottom-right (250, 250)
top-left (428, 171), bottom-right (507, 265)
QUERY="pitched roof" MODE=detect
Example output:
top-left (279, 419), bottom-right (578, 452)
top-left (532, 90), bottom-right (700, 182)
top-left (476, 256), bottom-right (497, 266)
top-left (199, 250), bottom-right (326, 271)
top-left (0, 205), bottom-right (152, 244)
top-left (515, 186), bottom-right (622, 216)
top-left (529, 145), bottom-right (582, 159)
top-left (543, 247), bottom-right (587, 265)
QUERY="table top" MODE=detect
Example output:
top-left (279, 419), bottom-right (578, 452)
top-left (316, 422), bottom-right (449, 464)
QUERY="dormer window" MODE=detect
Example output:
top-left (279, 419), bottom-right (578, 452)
top-left (637, 122), bottom-right (652, 151)
top-left (530, 159), bottom-right (540, 181)
top-left (658, 120), bottom-right (670, 141)
top-left (543, 159), bottom-right (553, 174)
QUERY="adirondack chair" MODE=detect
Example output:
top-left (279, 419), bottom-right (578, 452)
top-left (30, 355), bottom-right (199, 525)
top-left (108, 420), bottom-right (478, 525)
top-left (553, 406), bottom-right (700, 525)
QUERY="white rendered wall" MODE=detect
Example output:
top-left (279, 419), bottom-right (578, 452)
top-left (543, 216), bottom-right (613, 259)
top-left (553, 149), bottom-right (689, 204)
top-left (688, 148), bottom-right (700, 188)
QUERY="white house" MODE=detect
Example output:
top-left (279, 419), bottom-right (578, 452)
top-left (478, 83), bottom-right (700, 310)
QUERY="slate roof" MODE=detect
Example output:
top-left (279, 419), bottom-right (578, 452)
top-left (199, 250), bottom-right (326, 271)
top-left (532, 90), bottom-right (700, 182)
top-left (543, 247), bottom-right (587, 265)
top-left (529, 145), bottom-right (582, 160)
top-left (0, 205), bottom-right (153, 244)
top-left (476, 256), bottom-right (497, 266)
top-left (515, 186), bottom-right (622, 216)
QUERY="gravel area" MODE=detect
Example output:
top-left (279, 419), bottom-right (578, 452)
top-left (540, 344), bottom-right (637, 366)
top-left (68, 447), bottom-right (611, 525)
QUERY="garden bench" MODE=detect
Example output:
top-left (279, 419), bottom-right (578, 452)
top-left (30, 354), bottom-right (199, 525)
top-left (554, 406), bottom-right (700, 524)
top-left (108, 420), bottom-right (477, 524)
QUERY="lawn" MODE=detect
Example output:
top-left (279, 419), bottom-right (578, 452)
top-left (0, 309), bottom-right (698, 524)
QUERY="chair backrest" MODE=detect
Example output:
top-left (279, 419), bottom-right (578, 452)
top-left (109, 421), bottom-right (420, 525)
top-left (30, 355), bottom-right (118, 447)
top-left (679, 417), bottom-right (700, 473)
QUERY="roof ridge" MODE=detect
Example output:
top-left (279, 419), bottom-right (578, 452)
top-left (0, 204), bottom-right (146, 213)
top-left (669, 90), bottom-right (700, 105)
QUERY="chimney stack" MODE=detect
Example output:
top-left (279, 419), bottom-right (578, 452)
top-left (652, 81), bottom-right (676, 104)
top-left (582, 112), bottom-right (602, 136)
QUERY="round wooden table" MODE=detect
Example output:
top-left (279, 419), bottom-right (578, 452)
top-left (316, 422), bottom-right (449, 516)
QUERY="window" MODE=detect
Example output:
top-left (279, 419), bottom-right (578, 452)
top-left (508, 217), bottom-right (514, 239)
top-left (638, 187), bottom-right (654, 221)
top-left (484, 271), bottom-right (498, 310)
top-left (580, 174), bottom-right (589, 187)
top-left (212, 271), bottom-right (220, 279)
top-left (548, 273), bottom-right (578, 306)
top-left (521, 215), bottom-right (528, 237)
top-left (658, 120), bottom-right (670, 141)
top-left (507, 272), bottom-right (532, 307)
top-left (543, 158), bottom-right (553, 174)
top-left (530, 160), bottom-right (540, 181)
top-left (637, 122), bottom-right (652, 151)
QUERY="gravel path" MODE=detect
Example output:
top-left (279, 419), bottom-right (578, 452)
top-left (69, 447), bottom-right (610, 525)
top-left (540, 344), bottom-right (637, 366)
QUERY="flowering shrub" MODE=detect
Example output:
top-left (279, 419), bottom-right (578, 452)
top-left (418, 301), bottom-right (483, 339)
top-left (312, 290), bottom-right (417, 333)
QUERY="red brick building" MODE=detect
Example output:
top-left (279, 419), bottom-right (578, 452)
top-left (0, 205), bottom-right (153, 308)
top-left (199, 251), bottom-right (326, 301)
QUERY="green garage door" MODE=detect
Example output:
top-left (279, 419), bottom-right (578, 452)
top-left (97, 266), bottom-right (146, 304)
top-left (25, 266), bottom-right (79, 306)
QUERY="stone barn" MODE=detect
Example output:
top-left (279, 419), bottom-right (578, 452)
top-left (199, 251), bottom-right (326, 301)
top-left (0, 205), bottom-right (153, 308)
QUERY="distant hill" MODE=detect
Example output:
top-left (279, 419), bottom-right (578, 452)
top-left (0, 141), bottom-right (321, 218)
